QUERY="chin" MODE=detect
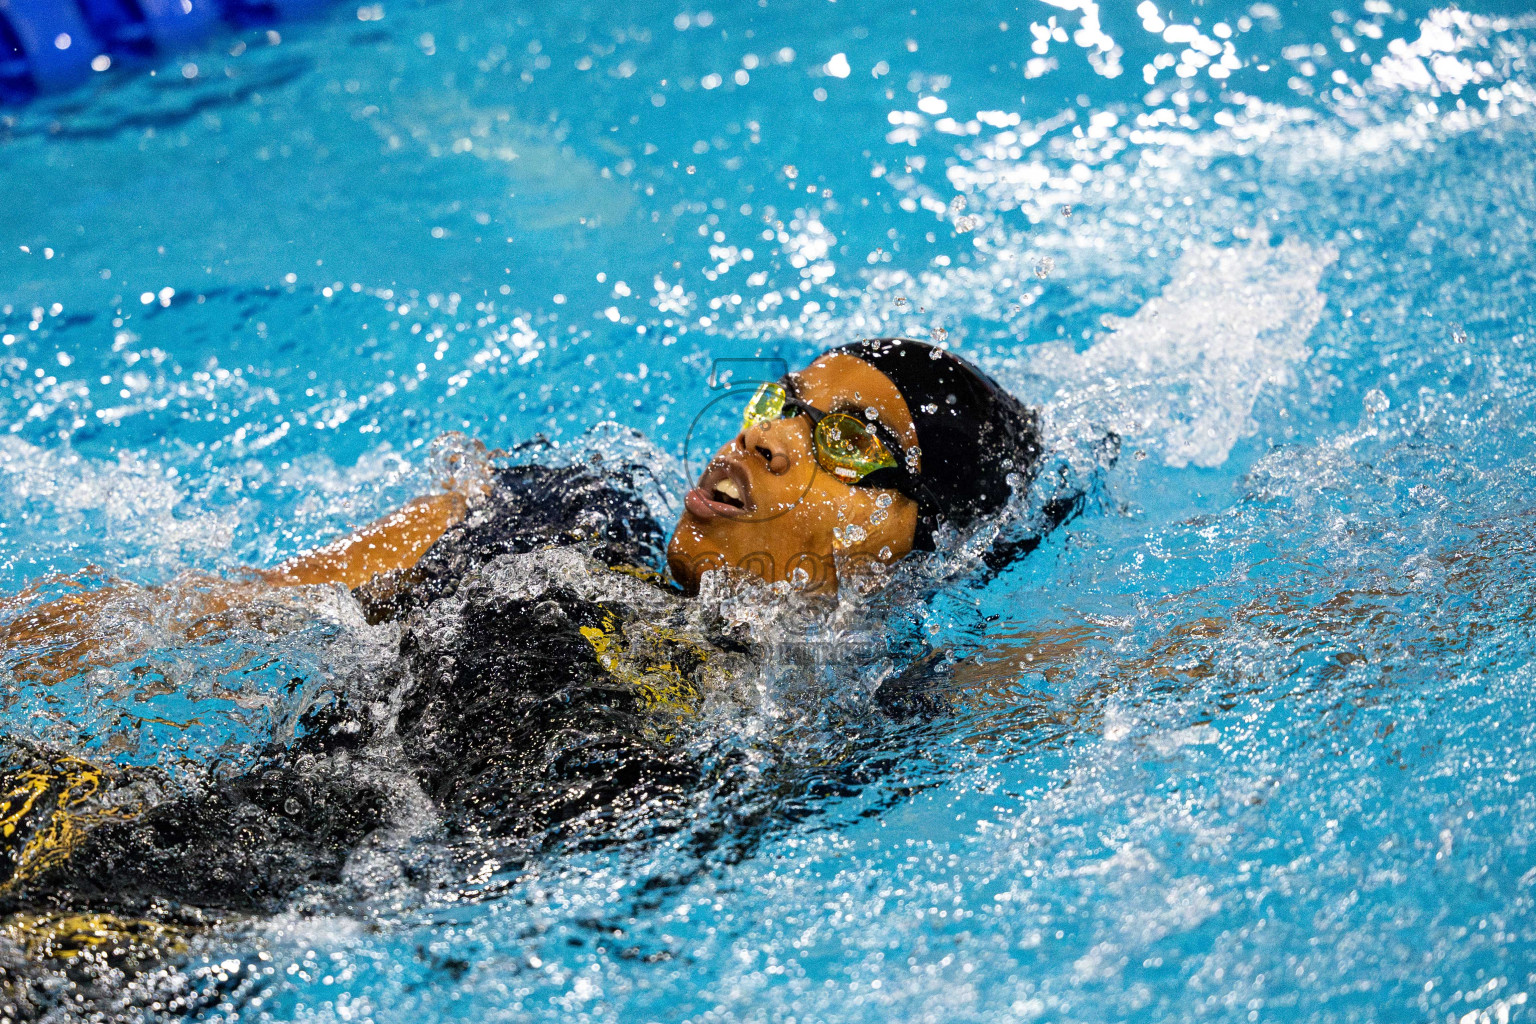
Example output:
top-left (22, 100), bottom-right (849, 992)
top-left (665, 525), bottom-right (713, 592)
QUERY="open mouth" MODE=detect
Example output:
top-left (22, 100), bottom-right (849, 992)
top-left (684, 461), bottom-right (753, 521)
top-left (707, 477), bottom-right (746, 509)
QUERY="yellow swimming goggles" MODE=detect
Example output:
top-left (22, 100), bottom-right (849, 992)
top-left (740, 381), bottom-right (916, 492)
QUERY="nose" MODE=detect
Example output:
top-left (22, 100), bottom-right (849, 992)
top-left (736, 417), bottom-right (805, 475)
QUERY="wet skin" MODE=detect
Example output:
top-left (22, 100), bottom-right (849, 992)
top-left (666, 352), bottom-right (921, 594)
top-left (0, 359), bottom-right (922, 682)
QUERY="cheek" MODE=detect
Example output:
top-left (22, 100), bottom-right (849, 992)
top-left (838, 493), bottom-right (914, 553)
top-left (755, 466), bottom-right (816, 510)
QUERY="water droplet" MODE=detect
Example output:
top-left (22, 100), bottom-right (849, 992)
top-left (1034, 256), bottom-right (1055, 280)
top-left (945, 393), bottom-right (957, 405)
top-left (876, 493), bottom-right (893, 508)
top-left (929, 346), bottom-right (943, 359)
top-left (865, 406), bottom-right (879, 420)
top-left (790, 566), bottom-right (810, 588)
top-left (894, 296), bottom-right (908, 308)
top-left (948, 195), bottom-right (967, 213)
top-left (284, 798), bottom-right (301, 815)
top-left (845, 524), bottom-right (867, 542)
top-left (878, 546), bottom-right (893, 560)
top-left (1451, 323), bottom-right (1468, 344)
top-left (954, 215), bottom-right (977, 233)
top-left (1060, 204), bottom-right (1072, 218)
top-left (870, 508), bottom-right (888, 525)
top-left (921, 402), bottom-right (938, 414)
top-left (1362, 388), bottom-right (1389, 415)
top-left (930, 326), bottom-right (948, 344)
top-left (832, 526), bottom-right (845, 543)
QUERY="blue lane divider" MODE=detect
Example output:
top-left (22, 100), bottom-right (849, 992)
top-left (0, 0), bottom-right (336, 103)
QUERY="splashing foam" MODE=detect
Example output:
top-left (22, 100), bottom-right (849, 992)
top-left (1032, 240), bottom-right (1335, 468)
top-left (0, 437), bottom-right (237, 571)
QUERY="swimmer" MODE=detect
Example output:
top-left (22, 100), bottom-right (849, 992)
top-left (664, 338), bottom-right (1049, 592)
top-left (288, 335), bottom-right (1055, 598)
top-left (0, 339), bottom-right (1079, 1013)
top-left (3, 337), bottom-right (1065, 678)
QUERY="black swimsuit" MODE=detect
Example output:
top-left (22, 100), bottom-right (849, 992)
top-left (1, 468), bottom-right (724, 974)
top-left (0, 457), bottom-right (1086, 1017)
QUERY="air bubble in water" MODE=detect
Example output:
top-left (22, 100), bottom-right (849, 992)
top-left (929, 346), bottom-right (943, 359)
top-left (922, 402), bottom-right (938, 413)
top-left (930, 326), bottom-right (948, 344)
top-left (1451, 323), bottom-right (1468, 344)
top-left (894, 296), bottom-right (907, 308)
top-left (1060, 204), bottom-right (1073, 218)
top-left (878, 546), bottom-right (893, 560)
top-left (284, 798), bottom-right (301, 815)
top-left (1034, 256), bottom-right (1055, 280)
top-left (844, 524), bottom-right (867, 542)
top-left (946, 393), bottom-right (957, 405)
top-left (876, 493), bottom-right (893, 508)
top-left (790, 566), bottom-right (810, 588)
top-left (954, 215), bottom-right (977, 233)
top-left (1363, 388), bottom-right (1389, 415)
top-left (870, 508), bottom-right (888, 525)
top-left (948, 195), bottom-right (967, 213)
top-left (865, 406), bottom-right (879, 420)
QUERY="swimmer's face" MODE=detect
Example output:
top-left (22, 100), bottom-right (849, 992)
top-left (667, 352), bottom-right (921, 594)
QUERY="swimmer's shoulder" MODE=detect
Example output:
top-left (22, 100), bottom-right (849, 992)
top-left (353, 462), bottom-right (672, 620)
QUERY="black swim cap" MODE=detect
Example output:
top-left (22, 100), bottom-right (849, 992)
top-left (833, 337), bottom-right (1044, 550)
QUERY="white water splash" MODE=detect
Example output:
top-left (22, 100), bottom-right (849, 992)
top-left (0, 437), bottom-right (238, 569)
top-left (1033, 239), bottom-right (1335, 468)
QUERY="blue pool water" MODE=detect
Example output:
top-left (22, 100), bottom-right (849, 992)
top-left (5, 0), bottom-right (1536, 1019)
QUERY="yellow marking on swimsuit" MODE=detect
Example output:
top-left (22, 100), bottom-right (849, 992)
top-left (0, 756), bottom-right (144, 895)
top-left (0, 771), bottom-right (49, 841)
top-left (0, 911), bottom-right (188, 962)
top-left (605, 563), bottom-right (670, 586)
top-left (579, 612), bottom-right (701, 715)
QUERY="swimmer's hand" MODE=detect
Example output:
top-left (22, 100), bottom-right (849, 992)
top-left (430, 431), bottom-right (501, 503)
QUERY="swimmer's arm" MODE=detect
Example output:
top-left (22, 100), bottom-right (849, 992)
top-left (944, 611), bottom-right (1227, 701)
top-left (2, 437), bottom-right (492, 681)
top-left (0, 494), bottom-right (468, 684)
top-left (260, 432), bottom-right (497, 588)
top-left (257, 491), bottom-right (469, 589)
top-left (948, 623), bottom-right (1101, 693)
